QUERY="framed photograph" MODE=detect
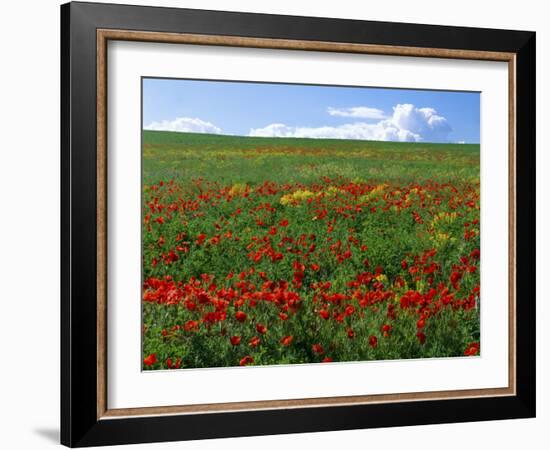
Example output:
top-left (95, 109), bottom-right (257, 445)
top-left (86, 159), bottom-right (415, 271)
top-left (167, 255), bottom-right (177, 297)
top-left (61, 1), bottom-right (536, 447)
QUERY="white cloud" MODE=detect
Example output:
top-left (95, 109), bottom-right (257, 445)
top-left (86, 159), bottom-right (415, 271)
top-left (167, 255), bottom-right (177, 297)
top-left (144, 117), bottom-right (222, 134)
top-left (249, 122), bottom-right (421, 141)
top-left (327, 106), bottom-right (387, 120)
top-left (390, 104), bottom-right (451, 142)
top-left (249, 103), bottom-right (452, 143)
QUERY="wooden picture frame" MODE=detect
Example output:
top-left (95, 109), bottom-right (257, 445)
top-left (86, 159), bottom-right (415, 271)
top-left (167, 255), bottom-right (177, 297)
top-left (61, 1), bottom-right (535, 447)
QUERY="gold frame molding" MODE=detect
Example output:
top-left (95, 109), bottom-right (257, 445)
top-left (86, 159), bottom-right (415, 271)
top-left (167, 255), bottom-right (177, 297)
top-left (96, 29), bottom-right (516, 420)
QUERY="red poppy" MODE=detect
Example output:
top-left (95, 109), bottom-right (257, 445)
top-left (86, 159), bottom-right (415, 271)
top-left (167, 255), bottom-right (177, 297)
top-left (347, 328), bottom-right (355, 339)
top-left (230, 336), bottom-right (241, 346)
top-left (280, 335), bottom-right (293, 346)
top-left (184, 320), bottom-right (199, 332)
top-left (416, 332), bottom-right (426, 345)
top-left (464, 342), bottom-right (480, 356)
top-left (235, 311), bottom-right (247, 322)
top-left (166, 357), bottom-right (182, 369)
top-left (416, 318), bottom-right (425, 329)
top-left (239, 355), bottom-right (254, 366)
top-left (368, 335), bottom-right (378, 348)
top-left (319, 309), bottom-right (330, 320)
top-left (279, 312), bottom-right (289, 321)
top-left (412, 211), bottom-right (423, 224)
top-left (321, 357), bottom-right (333, 363)
top-left (249, 336), bottom-right (261, 347)
top-left (312, 344), bottom-right (324, 354)
top-left (256, 323), bottom-right (267, 334)
top-left (381, 324), bottom-right (392, 337)
top-left (279, 219), bottom-right (289, 227)
top-left (143, 353), bottom-right (157, 366)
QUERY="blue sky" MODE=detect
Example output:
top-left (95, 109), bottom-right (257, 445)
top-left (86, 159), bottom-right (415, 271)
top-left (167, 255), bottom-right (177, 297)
top-left (143, 78), bottom-right (480, 144)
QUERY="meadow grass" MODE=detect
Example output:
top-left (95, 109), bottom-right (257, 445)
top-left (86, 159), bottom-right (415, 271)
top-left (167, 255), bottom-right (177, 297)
top-left (143, 130), bottom-right (479, 186)
top-left (141, 131), bottom-right (481, 369)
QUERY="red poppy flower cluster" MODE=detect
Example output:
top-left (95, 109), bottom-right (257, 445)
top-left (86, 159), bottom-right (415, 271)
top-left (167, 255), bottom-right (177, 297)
top-left (142, 150), bottom-right (480, 370)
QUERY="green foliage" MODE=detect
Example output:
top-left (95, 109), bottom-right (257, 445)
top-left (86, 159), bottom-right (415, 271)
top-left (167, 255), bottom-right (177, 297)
top-left (141, 131), bottom-right (481, 370)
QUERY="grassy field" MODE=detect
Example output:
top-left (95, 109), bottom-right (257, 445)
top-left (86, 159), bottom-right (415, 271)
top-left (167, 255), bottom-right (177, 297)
top-left (142, 130), bottom-right (481, 370)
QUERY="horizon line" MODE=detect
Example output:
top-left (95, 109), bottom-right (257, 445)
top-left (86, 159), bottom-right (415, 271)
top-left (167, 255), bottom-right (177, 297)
top-left (142, 129), bottom-right (480, 145)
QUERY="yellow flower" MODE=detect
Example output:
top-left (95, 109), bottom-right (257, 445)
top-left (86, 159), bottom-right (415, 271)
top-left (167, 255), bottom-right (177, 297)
top-left (228, 183), bottom-right (248, 196)
top-left (280, 189), bottom-right (316, 206)
top-left (431, 211), bottom-right (458, 227)
top-left (360, 183), bottom-right (388, 203)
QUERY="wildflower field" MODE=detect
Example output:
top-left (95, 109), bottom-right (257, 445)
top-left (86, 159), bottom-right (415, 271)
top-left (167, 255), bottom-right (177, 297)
top-left (142, 130), bottom-right (480, 370)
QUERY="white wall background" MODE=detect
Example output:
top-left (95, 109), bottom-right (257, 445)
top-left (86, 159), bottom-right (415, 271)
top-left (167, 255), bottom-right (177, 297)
top-left (0, 1), bottom-right (545, 449)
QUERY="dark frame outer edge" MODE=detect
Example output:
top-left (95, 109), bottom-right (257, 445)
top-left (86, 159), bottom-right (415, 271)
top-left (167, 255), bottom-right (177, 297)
top-left (60, 2), bottom-right (71, 446)
top-left (60, 2), bottom-right (536, 447)
top-left (514, 33), bottom-right (536, 415)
